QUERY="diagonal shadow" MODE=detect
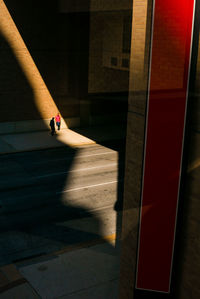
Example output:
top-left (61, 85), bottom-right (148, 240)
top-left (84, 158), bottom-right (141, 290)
top-left (0, 0), bottom-right (129, 272)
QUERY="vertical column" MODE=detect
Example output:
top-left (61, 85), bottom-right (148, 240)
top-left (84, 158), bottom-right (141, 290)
top-left (136, 0), bottom-right (195, 293)
top-left (119, 1), bottom-right (154, 298)
top-left (120, 0), bottom-right (197, 298)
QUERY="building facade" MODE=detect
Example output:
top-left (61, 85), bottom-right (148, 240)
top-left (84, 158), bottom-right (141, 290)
top-left (0, 0), bottom-right (200, 298)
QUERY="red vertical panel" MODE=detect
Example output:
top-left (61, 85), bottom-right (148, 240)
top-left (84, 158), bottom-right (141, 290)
top-left (136, 0), bottom-right (195, 293)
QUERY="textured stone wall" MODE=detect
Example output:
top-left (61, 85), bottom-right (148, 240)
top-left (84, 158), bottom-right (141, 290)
top-left (0, 0), bottom-right (130, 129)
top-left (119, 1), bottom-right (153, 298)
top-left (0, 0), bottom-right (88, 124)
top-left (88, 12), bottom-right (130, 94)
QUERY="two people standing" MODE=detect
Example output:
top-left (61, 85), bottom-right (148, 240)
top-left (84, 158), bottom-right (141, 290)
top-left (50, 113), bottom-right (61, 136)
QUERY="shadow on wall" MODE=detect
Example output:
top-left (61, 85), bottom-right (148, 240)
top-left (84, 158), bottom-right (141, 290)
top-left (2, 0), bottom-right (90, 123)
top-left (0, 0), bottom-right (125, 266)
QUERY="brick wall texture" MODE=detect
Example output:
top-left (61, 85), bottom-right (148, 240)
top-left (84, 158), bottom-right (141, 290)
top-left (0, 0), bottom-right (87, 122)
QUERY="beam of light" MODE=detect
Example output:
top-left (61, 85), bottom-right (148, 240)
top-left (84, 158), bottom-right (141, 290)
top-left (0, 0), bottom-right (67, 125)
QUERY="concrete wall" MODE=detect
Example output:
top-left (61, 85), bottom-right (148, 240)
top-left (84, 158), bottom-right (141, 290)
top-left (87, 10), bottom-right (131, 123)
top-left (88, 12), bottom-right (130, 94)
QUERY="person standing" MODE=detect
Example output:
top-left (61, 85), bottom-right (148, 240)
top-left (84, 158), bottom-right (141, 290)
top-left (50, 117), bottom-right (55, 136)
top-left (55, 113), bottom-right (61, 130)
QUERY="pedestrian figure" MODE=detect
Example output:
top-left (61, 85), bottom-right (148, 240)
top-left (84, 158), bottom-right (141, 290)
top-left (50, 117), bottom-right (55, 136)
top-left (55, 113), bottom-right (61, 130)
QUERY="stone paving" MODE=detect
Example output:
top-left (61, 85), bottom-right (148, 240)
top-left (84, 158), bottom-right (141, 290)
top-left (0, 237), bottom-right (121, 299)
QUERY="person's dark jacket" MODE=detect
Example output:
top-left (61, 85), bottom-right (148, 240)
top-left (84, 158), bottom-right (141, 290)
top-left (50, 118), bottom-right (55, 129)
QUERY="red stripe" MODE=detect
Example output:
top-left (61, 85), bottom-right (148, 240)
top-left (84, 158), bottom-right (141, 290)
top-left (136, 0), bottom-right (195, 293)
